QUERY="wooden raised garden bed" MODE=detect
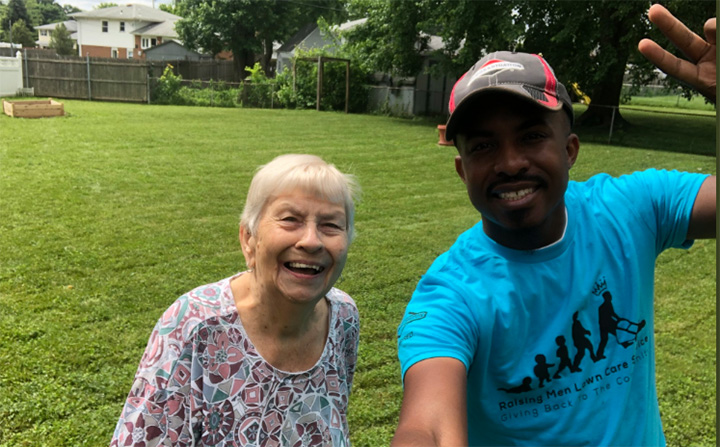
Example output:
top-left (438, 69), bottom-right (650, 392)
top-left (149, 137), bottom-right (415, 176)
top-left (3, 99), bottom-right (64, 118)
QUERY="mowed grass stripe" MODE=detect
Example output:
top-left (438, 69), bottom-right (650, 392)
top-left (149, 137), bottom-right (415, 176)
top-left (0, 99), bottom-right (714, 447)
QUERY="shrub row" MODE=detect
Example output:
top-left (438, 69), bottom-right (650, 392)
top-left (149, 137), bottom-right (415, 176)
top-left (151, 50), bottom-right (370, 113)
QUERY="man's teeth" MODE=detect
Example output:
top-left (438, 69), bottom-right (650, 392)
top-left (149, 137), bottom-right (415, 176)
top-left (288, 262), bottom-right (322, 272)
top-left (498, 188), bottom-right (533, 201)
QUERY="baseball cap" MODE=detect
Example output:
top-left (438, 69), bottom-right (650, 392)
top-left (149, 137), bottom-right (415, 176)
top-left (445, 51), bottom-right (574, 141)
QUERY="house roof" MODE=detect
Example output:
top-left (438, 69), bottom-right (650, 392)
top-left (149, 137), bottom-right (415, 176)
top-left (143, 40), bottom-right (197, 54)
top-left (277, 22), bottom-right (317, 53)
top-left (133, 20), bottom-right (178, 38)
top-left (37, 20), bottom-right (78, 32)
top-left (277, 18), bottom-right (368, 54)
top-left (70, 4), bottom-right (180, 22)
top-left (335, 17), bottom-right (367, 32)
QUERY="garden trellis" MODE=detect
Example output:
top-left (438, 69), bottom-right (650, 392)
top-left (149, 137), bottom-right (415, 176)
top-left (294, 55), bottom-right (350, 113)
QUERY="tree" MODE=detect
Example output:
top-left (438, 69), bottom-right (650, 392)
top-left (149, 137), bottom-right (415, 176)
top-left (175, 0), bottom-right (346, 78)
top-left (94, 2), bottom-right (117, 9)
top-left (159, 1), bottom-right (187, 16)
top-left (343, 0), bottom-right (714, 127)
top-left (2, 0), bottom-right (35, 36)
top-left (31, 0), bottom-right (67, 25)
top-left (515, 0), bottom-right (714, 125)
top-left (25, 0), bottom-right (44, 26)
top-left (0, 3), bottom-right (6, 38)
top-left (10, 18), bottom-right (35, 46)
top-left (343, 0), bottom-right (432, 77)
top-left (62, 4), bottom-right (81, 15)
top-left (49, 21), bottom-right (73, 54)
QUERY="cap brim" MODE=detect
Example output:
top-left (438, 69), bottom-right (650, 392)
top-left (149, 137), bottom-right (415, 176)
top-left (445, 85), bottom-right (564, 142)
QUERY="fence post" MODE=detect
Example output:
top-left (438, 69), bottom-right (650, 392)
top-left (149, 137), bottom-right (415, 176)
top-left (86, 53), bottom-right (92, 100)
top-left (316, 55), bottom-right (323, 112)
top-left (608, 106), bottom-right (616, 144)
top-left (345, 60), bottom-right (349, 114)
top-left (147, 73), bottom-right (151, 104)
top-left (23, 48), bottom-right (28, 88)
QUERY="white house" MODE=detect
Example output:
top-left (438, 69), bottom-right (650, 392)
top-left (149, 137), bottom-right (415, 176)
top-left (36, 20), bottom-right (78, 49)
top-left (69, 4), bottom-right (180, 59)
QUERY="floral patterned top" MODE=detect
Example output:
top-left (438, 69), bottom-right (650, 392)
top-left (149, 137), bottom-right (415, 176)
top-left (110, 272), bottom-right (360, 447)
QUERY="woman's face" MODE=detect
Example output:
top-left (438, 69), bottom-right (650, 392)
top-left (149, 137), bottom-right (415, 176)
top-left (242, 189), bottom-right (349, 305)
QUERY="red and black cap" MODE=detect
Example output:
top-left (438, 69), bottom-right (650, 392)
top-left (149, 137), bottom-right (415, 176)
top-left (446, 51), bottom-right (574, 141)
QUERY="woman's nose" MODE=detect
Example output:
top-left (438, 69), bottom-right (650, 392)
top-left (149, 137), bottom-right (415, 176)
top-left (296, 224), bottom-right (323, 252)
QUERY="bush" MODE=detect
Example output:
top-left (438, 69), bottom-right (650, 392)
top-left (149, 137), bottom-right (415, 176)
top-left (152, 70), bottom-right (241, 108)
top-left (152, 64), bottom-right (184, 105)
top-left (240, 63), bottom-right (276, 108)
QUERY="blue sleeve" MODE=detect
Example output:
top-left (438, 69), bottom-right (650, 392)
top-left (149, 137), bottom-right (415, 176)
top-left (397, 255), bottom-right (479, 383)
top-left (616, 169), bottom-right (708, 252)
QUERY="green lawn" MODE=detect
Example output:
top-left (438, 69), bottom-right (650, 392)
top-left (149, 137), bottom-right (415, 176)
top-left (0, 99), bottom-right (715, 447)
top-left (625, 94), bottom-right (717, 113)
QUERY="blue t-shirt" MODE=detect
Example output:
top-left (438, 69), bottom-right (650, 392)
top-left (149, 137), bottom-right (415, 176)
top-left (397, 169), bottom-right (707, 446)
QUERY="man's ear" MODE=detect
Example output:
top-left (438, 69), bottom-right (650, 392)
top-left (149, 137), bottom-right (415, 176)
top-left (455, 155), bottom-right (468, 184)
top-left (239, 225), bottom-right (256, 270)
top-left (565, 133), bottom-right (580, 169)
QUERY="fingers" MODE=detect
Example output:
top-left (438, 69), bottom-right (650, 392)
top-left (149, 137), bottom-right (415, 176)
top-left (637, 38), bottom-right (699, 87)
top-left (647, 3), bottom-right (712, 62)
top-left (704, 17), bottom-right (716, 46)
top-left (637, 38), bottom-right (675, 76)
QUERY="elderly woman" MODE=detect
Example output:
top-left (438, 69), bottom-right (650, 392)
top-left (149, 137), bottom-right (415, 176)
top-left (111, 154), bottom-right (361, 447)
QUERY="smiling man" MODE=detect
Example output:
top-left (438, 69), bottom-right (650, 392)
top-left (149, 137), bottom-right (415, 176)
top-left (392, 7), bottom-right (716, 445)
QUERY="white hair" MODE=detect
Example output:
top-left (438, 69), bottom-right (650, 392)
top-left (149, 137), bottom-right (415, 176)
top-left (240, 154), bottom-right (360, 241)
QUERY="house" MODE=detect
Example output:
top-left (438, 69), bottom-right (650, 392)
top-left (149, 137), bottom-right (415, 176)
top-left (275, 18), bottom-right (366, 74)
top-left (143, 40), bottom-right (208, 61)
top-left (36, 20), bottom-right (78, 49)
top-left (69, 4), bottom-right (180, 59)
top-left (275, 18), bottom-right (455, 116)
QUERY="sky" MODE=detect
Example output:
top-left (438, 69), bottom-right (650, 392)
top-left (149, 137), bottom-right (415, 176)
top-left (62, 0), bottom-right (174, 12)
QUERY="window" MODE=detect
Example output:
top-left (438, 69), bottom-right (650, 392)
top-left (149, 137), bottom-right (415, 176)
top-left (141, 38), bottom-right (158, 49)
top-left (40, 30), bottom-right (48, 36)
top-left (102, 21), bottom-right (108, 32)
top-left (111, 48), bottom-right (118, 58)
top-left (128, 49), bottom-right (133, 59)
top-left (120, 22), bottom-right (125, 32)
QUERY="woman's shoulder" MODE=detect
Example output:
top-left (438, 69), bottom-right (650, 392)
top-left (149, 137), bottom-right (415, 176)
top-left (154, 275), bottom-right (238, 342)
top-left (327, 287), bottom-right (359, 320)
top-left (327, 287), bottom-right (357, 308)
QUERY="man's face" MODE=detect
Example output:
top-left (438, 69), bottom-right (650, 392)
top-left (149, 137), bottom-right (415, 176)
top-left (454, 94), bottom-right (579, 249)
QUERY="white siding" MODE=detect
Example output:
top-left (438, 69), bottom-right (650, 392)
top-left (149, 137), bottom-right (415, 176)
top-left (77, 18), bottom-right (153, 50)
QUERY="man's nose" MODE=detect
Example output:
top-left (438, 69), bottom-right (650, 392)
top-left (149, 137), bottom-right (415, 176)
top-left (494, 143), bottom-right (529, 177)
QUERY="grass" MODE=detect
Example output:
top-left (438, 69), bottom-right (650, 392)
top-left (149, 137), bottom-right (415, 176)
top-left (625, 94), bottom-right (717, 113)
top-left (0, 99), bottom-right (715, 447)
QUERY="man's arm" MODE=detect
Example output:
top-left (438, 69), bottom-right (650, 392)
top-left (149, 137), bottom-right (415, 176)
top-left (687, 175), bottom-right (716, 240)
top-left (392, 357), bottom-right (468, 447)
top-left (638, 4), bottom-right (716, 102)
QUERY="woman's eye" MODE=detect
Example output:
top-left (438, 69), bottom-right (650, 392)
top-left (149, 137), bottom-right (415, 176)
top-left (281, 216), bottom-right (299, 222)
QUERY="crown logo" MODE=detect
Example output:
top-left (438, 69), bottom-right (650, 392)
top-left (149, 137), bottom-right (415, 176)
top-left (592, 277), bottom-right (608, 296)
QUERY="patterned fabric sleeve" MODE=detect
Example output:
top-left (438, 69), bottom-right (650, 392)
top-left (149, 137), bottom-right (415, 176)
top-left (343, 295), bottom-right (360, 393)
top-left (110, 295), bottom-right (198, 447)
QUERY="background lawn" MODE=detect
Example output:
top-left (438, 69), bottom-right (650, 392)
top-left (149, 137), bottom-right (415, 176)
top-left (0, 99), bottom-right (715, 447)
